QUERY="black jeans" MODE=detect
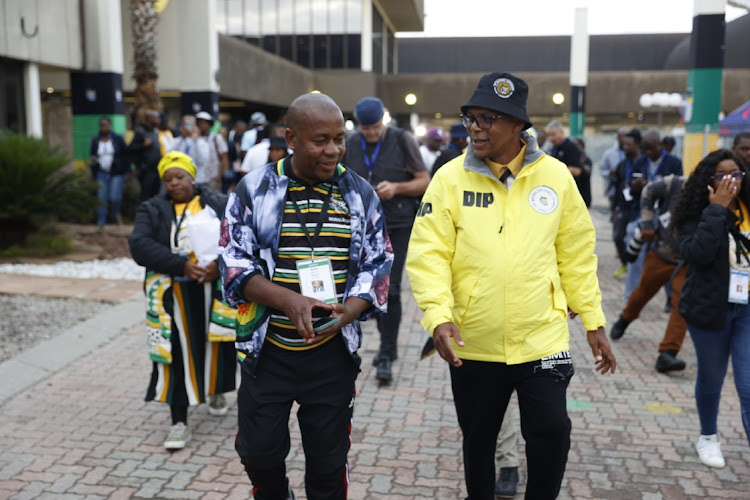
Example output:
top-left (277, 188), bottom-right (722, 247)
top-left (376, 225), bottom-right (411, 360)
top-left (236, 336), bottom-right (358, 500)
top-left (612, 208), bottom-right (629, 266)
top-left (450, 353), bottom-right (574, 500)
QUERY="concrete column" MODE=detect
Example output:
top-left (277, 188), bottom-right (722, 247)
top-left (177, 0), bottom-right (220, 117)
top-left (683, 0), bottom-right (726, 173)
top-left (569, 7), bottom-right (588, 138)
top-left (70, 0), bottom-right (125, 162)
top-left (23, 62), bottom-right (43, 138)
top-left (361, 0), bottom-right (373, 72)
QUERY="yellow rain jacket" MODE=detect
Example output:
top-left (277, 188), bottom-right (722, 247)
top-left (406, 132), bottom-right (605, 364)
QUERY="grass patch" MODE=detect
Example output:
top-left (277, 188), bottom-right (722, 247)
top-left (0, 232), bottom-right (74, 258)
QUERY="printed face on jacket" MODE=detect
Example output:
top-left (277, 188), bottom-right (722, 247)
top-left (464, 106), bottom-right (524, 163)
top-left (287, 107), bottom-right (346, 184)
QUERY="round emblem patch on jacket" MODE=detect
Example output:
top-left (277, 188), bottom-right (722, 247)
top-left (493, 78), bottom-right (514, 99)
top-left (529, 186), bottom-right (559, 214)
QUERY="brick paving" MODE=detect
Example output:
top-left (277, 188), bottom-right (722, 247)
top-left (1, 208), bottom-right (750, 499)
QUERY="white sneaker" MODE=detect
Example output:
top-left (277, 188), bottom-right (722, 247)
top-left (208, 394), bottom-right (228, 416)
top-left (164, 422), bottom-right (191, 450)
top-left (696, 434), bottom-right (726, 468)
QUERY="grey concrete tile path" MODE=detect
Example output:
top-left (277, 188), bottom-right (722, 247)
top-left (1, 208), bottom-right (749, 499)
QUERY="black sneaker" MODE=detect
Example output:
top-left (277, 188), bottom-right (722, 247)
top-left (609, 316), bottom-right (630, 340)
top-left (655, 351), bottom-right (686, 373)
top-left (376, 357), bottom-right (393, 382)
top-left (494, 466), bottom-right (519, 498)
top-left (372, 352), bottom-right (398, 367)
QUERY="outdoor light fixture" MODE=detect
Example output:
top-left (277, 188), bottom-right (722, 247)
top-left (405, 93), bottom-right (417, 106)
top-left (310, 90), bottom-right (321, 94)
top-left (552, 93), bottom-right (565, 105)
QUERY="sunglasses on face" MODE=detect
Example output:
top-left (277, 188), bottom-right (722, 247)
top-left (714, 171), bottom-right (745, 182)
top-left (460, 113), bottom-right (504, 130)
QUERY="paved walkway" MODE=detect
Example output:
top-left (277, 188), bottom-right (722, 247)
top-left (1, 209), bottom-right (749, 499)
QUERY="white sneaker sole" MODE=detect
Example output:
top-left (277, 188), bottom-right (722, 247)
top-left (208, 406), bottom-right (229, 416)
top-left (164, 434), bottom-right (191, 450)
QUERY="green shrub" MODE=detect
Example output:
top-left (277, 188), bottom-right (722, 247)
top-left (0, 131), bottom-right (98, 247)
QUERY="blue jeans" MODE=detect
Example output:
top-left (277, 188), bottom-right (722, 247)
top-left (96, 170), bottom-right (125, 226)
top-left (687, 303), bottom-right (750, 444)
top-left (624, 220), bottom-right (647, 302)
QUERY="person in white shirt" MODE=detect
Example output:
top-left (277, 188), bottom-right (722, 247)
top-left (169, 115), bottom-right (210, 186)
top-left (240, 111), bottom-right (267, 159)
top-left (196, 111), bottom-right (229, 193)
top-left (240, 123), bottom-right (288, 174)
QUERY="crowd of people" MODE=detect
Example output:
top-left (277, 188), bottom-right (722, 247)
top-left (117, 70), bottom-right (750, 499)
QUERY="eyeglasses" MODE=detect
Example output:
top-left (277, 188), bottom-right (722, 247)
top-left (460, 113), bottom-right (503, 130)
top-left (714, 171), bottom-right (745, 182)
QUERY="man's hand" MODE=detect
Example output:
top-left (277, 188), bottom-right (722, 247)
top-left (143, 137), bottom-right (153, 147)
top-left (568, 166), bottom-right (583, 177)
top-left (433, 322), bottom-right (464, 367)
top-left (282, 295), bottom-right (334, 342)
top-left (375, 181), bottom-right (399, 200)
top-left (587, 327), bottom-right (617, 374)
top-left (202, 261), bottom-right (220, 283)
top-left (640, 228), bottom-right (657, 242)
top-left (630, 178), bottom-right (647, 192)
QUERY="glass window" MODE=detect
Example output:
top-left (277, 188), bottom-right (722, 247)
top-left (226, 0), bottom-right (243, 35)
top-left (279, 34), bottom-right (294, 61)
top-left (297, 34), bottom-right (311, 67)
top-left (261, 0), bottom-right (278, 36)
top-left (215, 0), bottom-right (227, 33)
top-left (345, 0), bottom-right (361, 34)
top-left (312, 0), bottom-right (327, 35)
top-left (263, 35), bottom-right (278, 54)
top-left (313, 34), bottom-right (328, 69)
top-left (244, 0), bottom-right (261, 37)
top-left (328, 0), bottom-right (345, 33)
top-left (330, 34), bottom-right (345, 68)
top-left (346, 34), bottom-right (361, 69)
top-left (295, 0), bottom-right (311, 34)
top-left (278, 0), bottom-right (294, 35)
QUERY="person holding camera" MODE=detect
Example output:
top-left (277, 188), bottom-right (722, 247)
top-left (219, 93), bottom-right (393, 499)
top-left (609, 174), bottom-right (689, 372)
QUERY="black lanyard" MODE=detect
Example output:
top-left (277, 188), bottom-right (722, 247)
top-left (290, 179), bottom-right (335, 259)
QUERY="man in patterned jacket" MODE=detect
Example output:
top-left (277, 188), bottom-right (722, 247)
top-left (219, 92), bottom-right (393, 500)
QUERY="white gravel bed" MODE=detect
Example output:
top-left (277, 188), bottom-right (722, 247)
top-left (0, 258), bottom-right (144, 281)
top-left (0, 295), bottom-right (100, 363)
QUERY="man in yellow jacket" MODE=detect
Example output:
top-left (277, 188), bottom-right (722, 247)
top-left (406, 72), bottom-right (616, 500)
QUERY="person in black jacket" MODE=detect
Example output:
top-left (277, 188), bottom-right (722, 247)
top-left (90, 117), bottom-right (128, 227)
top-left (673, 149), bottom-right (750, 470)
top-left (129, 109), bottom-right (163, 201)
top-left (129, 151), bottom-right (236, 451)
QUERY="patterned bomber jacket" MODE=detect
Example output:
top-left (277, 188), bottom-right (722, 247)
top-left (219, 159), bottom-right (393, 376)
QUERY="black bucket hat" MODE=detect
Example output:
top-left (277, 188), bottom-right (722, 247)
top-left (461, 72), bottom-right (532, 130)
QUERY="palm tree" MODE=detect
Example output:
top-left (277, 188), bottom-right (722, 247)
top-left (130, 0), bottom-right (162, 127)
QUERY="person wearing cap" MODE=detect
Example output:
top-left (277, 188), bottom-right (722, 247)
top-left (220, 93), bottom-right (392, 500)
top-left (419, 126), bottom-right (446, 172)
top-left (266, 135), bottom-right (289, 164)
top-left (169, 114), bottom-right (210, 187)
top-left (546, 121), bottom-right (590, 207)
top-left (241, 111), bottom-right (268, 159)
top-left (342, 96), bottom-right (430, 383)
top-left (196, 111), bottom-right (229, 193)
top-left (129, 151), bottom-right (237, 451)
top-left (431, 123), bottom-right (469, 175)
top-left (406, 72), bottom-right (616, 499)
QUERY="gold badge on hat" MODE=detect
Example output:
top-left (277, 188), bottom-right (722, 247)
top-left (493, 78), bottom-right (514, 99)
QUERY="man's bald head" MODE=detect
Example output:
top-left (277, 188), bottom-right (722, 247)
top-left (642, 129), bottom-right (663, 162)
top-left (287, 93), bottom-right (343, 132)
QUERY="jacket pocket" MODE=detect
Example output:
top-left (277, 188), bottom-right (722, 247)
top-left (550, 275), bottom-right (567, 314)
top-left (452, 275), bottom-right (480, 328)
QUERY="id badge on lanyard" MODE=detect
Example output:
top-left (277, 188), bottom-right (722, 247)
top-left (297, 257), bottom-right (337, 304)
top-left (729, 270), bottom-right (749, 305)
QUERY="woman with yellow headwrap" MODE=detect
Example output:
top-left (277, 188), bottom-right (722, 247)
top-left (129, 151), bottom-right (237, 450)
